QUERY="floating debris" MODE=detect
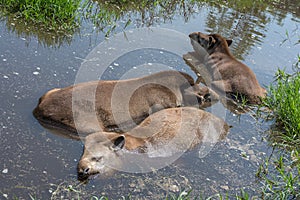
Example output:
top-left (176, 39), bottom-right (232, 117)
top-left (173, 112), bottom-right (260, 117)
top-left (169, 184), bottom-right (179, 192)
top-left (220, 185), bottom-right (229, 190)
top-left (2, 168), bottom-right (8, 174)
top-left (33, 71), bottom-right (40, 75)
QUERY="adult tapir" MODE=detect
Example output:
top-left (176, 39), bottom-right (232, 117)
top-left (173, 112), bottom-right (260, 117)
top-left (186, 32), bottom-right (266, 104)
top-left (77, 107), bottom-right (229, 181)
top-left (33, 70), bottom-right (218, 137)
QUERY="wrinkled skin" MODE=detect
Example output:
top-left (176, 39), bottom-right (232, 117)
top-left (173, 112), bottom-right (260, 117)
top-left (77, 107), bottom-right (230, 181)
top-left (188, 32), bottom-right (266, 104)
top-left (33, 70), bottom-right (218, 138)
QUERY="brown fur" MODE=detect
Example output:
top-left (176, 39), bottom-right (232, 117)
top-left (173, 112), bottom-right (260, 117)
top-left (33, 70), bottom-right (216, 137)
top-left (77, 107), bottom-right (229, 181)
top-left (188, 32), bottom-right (266, 104)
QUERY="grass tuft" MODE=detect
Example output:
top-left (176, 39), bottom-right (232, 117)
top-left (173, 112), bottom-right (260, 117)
top-left (257, 55), bottom-right (300, 199)
top-left (259, 150), bottom-right (300, 199)
top-left (263, 55), bottom-right (300, 147)
top-left (0, 0), bottom-right (82, 31)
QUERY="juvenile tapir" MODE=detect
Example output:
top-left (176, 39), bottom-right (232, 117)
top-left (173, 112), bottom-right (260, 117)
top-left (33, 70), bottom-right (218, 137)
top-left (77, 107), bottom-right (229, 181)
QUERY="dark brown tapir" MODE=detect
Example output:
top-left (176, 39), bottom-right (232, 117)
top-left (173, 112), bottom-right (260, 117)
top-left (33, 70), bottom-right (218, 137)
top-left (186, 32), bottom-right (266, 104)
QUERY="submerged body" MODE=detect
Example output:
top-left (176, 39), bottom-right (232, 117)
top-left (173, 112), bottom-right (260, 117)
top-left (33, 70), bottom-right (216, 137)
top-left (77, 107), bottom-right (229, 181)
top-left (188, 32), bottom-right (266, 104)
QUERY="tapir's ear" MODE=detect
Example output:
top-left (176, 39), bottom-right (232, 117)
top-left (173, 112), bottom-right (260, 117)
top-left (208, 36), bottom-right (216, 48)
top-left (111, 135), bottom-right (125, 151)
top-left (226, 39), bottom-right (232, 47)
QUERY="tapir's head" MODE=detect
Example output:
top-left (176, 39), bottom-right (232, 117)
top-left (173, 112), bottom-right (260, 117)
top-left (77, 133), bottom-right (125, 181)
top-left (189, 32), bottom-right (232, 55)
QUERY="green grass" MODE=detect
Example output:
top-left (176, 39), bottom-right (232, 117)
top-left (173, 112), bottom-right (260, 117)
top-left (256, 55), bottom-right (300, 199)
top-left (257, 149), bottom-right (300, 199)
top-left (263, 55), bottom-right (300, 147)
top-left (0, 0), bottom-right (82, 31)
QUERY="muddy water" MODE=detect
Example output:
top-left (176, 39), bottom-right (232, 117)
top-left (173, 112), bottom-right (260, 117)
top-left (0, 1), bottom-right (299, 199)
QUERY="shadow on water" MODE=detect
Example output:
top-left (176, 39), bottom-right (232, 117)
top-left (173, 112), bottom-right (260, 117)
top-left (0, 0), bottom-right (299, 199)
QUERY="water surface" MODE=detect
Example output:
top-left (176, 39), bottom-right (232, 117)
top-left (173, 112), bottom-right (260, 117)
top-left (0, 1), bottom-right (299, 199)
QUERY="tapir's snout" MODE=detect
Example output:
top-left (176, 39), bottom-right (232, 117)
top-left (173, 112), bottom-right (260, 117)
top-left (77, 159), bottom-right (93, 181)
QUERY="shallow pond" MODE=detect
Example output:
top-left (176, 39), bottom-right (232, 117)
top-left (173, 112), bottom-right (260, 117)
top-left (0, 0), bottom-right (299, 199)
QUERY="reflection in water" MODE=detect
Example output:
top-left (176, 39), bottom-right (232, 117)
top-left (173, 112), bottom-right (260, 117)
top-left (201, 0), bottom-right (299, 59)
top-left (1, 0), bottom-right (298, 48)
top-left (201, 1), bottom-right (272, 59)
top-left (85, 0), bottom-right (198, 31)
top-left (204, 6), bottom-right (269, 60)
top-left (3, 15), bottom-right (76, 48)
top-left (270, 0), bottom-right (300, 24)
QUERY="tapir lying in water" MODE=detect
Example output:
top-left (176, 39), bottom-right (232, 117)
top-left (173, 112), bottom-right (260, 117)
top-left (33, 70), bottom-right (218, 137)
top-left (185, 32), bottom-right (266, 104)
top-left (77, 107), bottom-right (229, 181)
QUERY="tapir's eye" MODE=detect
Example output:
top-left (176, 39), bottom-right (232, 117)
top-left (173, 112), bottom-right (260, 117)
top-left (91, 156), bottom-right (103, 162)
top-left (83, 168), bottom-right (90, 174)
